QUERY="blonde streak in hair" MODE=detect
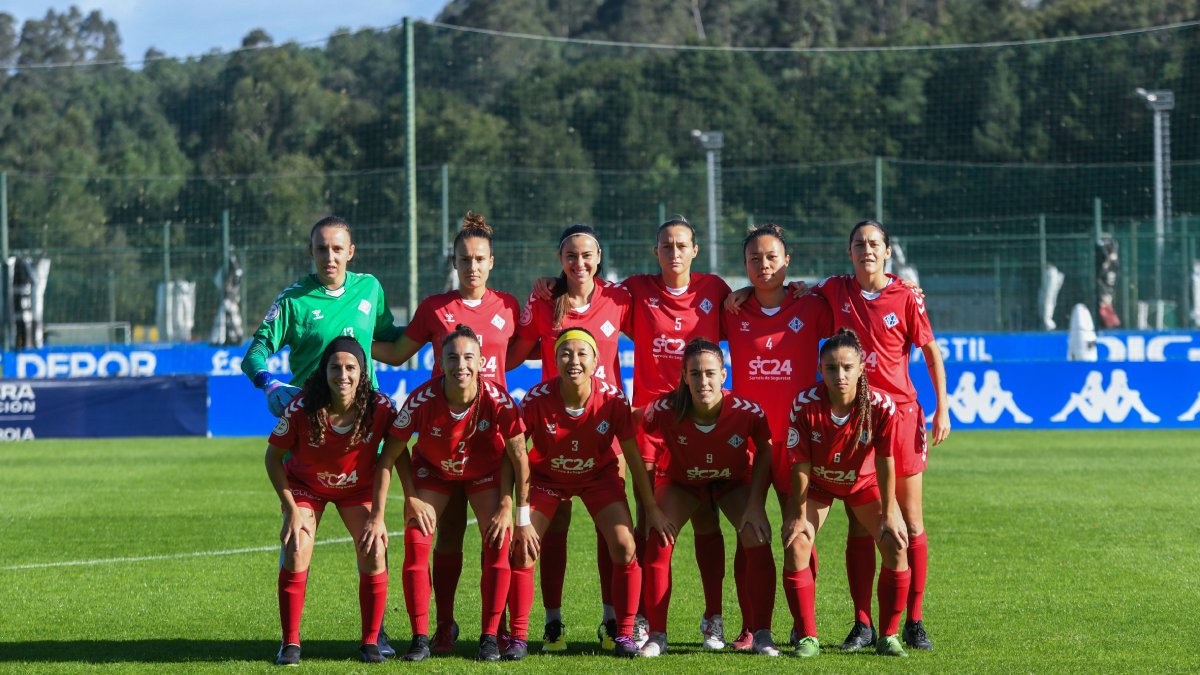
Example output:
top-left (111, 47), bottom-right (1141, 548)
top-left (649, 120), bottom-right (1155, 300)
top-left (857, 371), bottom-right (872, 446)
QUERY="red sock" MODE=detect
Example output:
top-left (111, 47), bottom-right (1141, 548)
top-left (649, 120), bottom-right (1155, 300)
top-left (402, 526), bottom-right (433, 636)
top-left (641, 536), bottom-right (674, 633)
top-left (693, 532), bottom-right (725, 619)
top-left (359, 571), bottom-right (388, 644)
top-left (782, 566), bottom-right (816, 637)
top-left (878, 567), bottom-right (911, 636)
top-left (612, 559), bottom-right (641, 637)
top-left (481, 532), bottom-right (512, 636)
top-left (633, 527), bottom-right (647, 615)
top-left (596, 528), bottom-right (614, 606)
top-left (539, 529), bottom-right (568, 610)
top-left (432, 550), bottom-right (462, 627)
top-left (846, 535), bottom-right (876, 625)
top-left (743, 544), bottom-right (776, 630)
top-left (278, 568), bottom-right (308, 645)
top-left (507, 565), bottom-right (535, 640)
top-left (907, 532), bottom-right (927, 621)
top-left (733, 540), bottom-right (749, 632)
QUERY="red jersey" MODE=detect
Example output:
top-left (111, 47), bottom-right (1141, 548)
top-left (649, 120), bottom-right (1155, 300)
top-left (621, 273), bottom-right (731, 406)
top-left (810, 274), bottom-right (935, 404)
top-left (722, 293), bottom-right (833, 443)
top-left (785, 382), bottom-right (898, 498)
top-left (516, 282), bottom-right (632, 385)
top-left (641, 391), bottom-right (771, 485)
top-left (271, 392), bottom-right (399, 496)
top-left (389, 378), bottom-right (525, 481)
top-left (404, 288), bottom-right (520, 386)
top-left (521, 376), bottom-right (635, 484)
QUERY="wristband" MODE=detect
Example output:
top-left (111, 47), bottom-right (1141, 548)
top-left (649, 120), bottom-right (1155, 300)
top-left (516, 505), bottom-right (531, 527)
top-left (253, 370), bottom-right (273, 389)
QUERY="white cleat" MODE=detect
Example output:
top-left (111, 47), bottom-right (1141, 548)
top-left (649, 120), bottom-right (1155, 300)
top-left (700, 614), bottom-right (726, 650)
top-left (639, 632), bottom-right (668, 658)
top-left (752, 629), bottom-right (781, 656)
top-left (633, 614), bottom-right (650, 648)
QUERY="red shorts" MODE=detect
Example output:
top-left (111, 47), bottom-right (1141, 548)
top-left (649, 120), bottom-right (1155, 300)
top-left (655, 472), bottom-right (748, 504)
top-left (412, 458), bottom-right (498, 496)
top-left (286, 482), bottom-right (372, 513)
top-left (806, 480), bottom-right (881, 508)
top-left (529, 467), bottom-right (628, 520)
top-left (892, 400), bottom-right (928, 477)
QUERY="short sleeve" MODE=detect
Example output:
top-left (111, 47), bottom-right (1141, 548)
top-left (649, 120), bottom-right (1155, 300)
top-left (611, 398), bottom-right (635, 442)
top-left (404, 297), bottom-right (435, 345)
top-left (388, 391), bottom-right (419, 441)
top-left (872, 406), bottom-right (897, 458)
top-left (906, 291), bottom-right (936, 348)
top-left (786, 415), bottom-right (811, 464)
top-left (516, 294), bottom-right (543, 341)
top-left (269, 405), bottom-right (301, 450)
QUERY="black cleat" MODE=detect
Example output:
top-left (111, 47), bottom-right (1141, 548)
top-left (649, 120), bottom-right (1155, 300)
top-left (402, 634), bottom-right (431, 662)
top-left (613, 635), bottom-right (640, 658)
top-left (274, 643), bottom-right (301, 666)
top-left (838, 621), bottom-right (877, 650)
top-left (903, 620), bottom-right (933, 650)
top-left (542, 619), bottom-right (567, 652)
top-left (477, 634), bottom-right (501, 661)
top-left (359, 643), bottom-right (387, 663)
top-left (378, 626), bottom-right (396, 658)
top-left (502, 637), bottom-right (529, 661)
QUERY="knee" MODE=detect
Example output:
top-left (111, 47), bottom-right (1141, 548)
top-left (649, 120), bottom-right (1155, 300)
top-left (609, 533), bottom-right (637, 565)
top-left (513, 548), bottom-right (537, 570)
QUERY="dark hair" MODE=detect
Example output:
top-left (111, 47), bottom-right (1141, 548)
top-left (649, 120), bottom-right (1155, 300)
top-left (657, 216), bottom-right (696, 246)
top-left (453, 211), bottom-right (494, 255)
top-left (551, 224), bottom-right (604, 330)
top-left (310, 216), bottom-right (352, 246)
top-left (849, 219), bottom-right (890, 248)
top-left (670, 338), bottom-right (725, 423)
top-left (301, 337), bottom-right (375, 448)
top-left (742, 222), bottom-right (788, 255)
top-left (819, 328), bottom-right (872, 445)
top-left (440, 324), bottom-right (485, 443)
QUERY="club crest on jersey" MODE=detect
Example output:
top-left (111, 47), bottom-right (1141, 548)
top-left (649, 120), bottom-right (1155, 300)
top-left (272, 416), bottom-right (289, 436)
top-left (789, 317), bottom-right (804, 333)
top-left (395, 408), bottom-right (412, 429)
top-left (883, 312), bottom-right (900, 329)
top-left (740, 321), bottom-right (750, 332)
top-left (596, 420), bottom-right (610, 434)
top-left (728, 434), bottom-right (745, 448)
top-left (477, 419), bottom-right (490, 432)
top-left (811, 431), bottom-right (821, 443)
top-left (786, 427), bottom-right (799, 448)
top-left (600, 320), bottom-right (616, 337)
top-left (358, 299), bottom-right (372, 315)
top-left (264, 303), bottom-right (281, 322)
top-left (647, 298), bottom-right (659, 308)
top-left (699, 298), bottom-right (713, 314)
top-left (491, 314), bottom-right (506, 330)
top-left (312, 309), bottom-right (325, 320)
top-left (443, 312), bottom-right (455, 324)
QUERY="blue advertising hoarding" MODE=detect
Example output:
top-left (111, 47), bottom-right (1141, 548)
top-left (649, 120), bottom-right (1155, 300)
top-left (0, 376), bottom-right (207, 440)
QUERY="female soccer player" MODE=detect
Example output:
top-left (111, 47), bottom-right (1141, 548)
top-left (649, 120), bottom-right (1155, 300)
top-left (809, 219), bottom-right (949, 651)
top-left (243, 216), bottom-right (400, 415)
top-left (530, 218), bottom-right (739, 651)
top-left (265, 337), bottom-right (399, 666)
top-left (372, 212), bottom-right (520, 654)
top-left (782, 328), bottom-right (911, 658)
top-left (638, 338), bottom-right (777, 658)
top-left (364, 325), bottom-right (533, 663)
top-left (507, 223), bottom-right (633, 651)
top-left (506, 328), bottom-right (672, 659)
top-left (721, 223), bottom-right (833, 649)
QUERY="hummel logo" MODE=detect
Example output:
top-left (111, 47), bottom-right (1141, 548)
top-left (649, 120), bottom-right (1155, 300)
top-left (312, 309), bottom-right (325, 320)
top-left (677, 435), bottom-right (688, 445)
top-left (811, 431), bottom-right (821, 443)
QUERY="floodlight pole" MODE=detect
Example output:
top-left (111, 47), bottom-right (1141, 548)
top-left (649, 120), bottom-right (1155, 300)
top-left (1135, 88), bottom-right (1174, 306)
top-left (692, 130), bottom-right (724, 275)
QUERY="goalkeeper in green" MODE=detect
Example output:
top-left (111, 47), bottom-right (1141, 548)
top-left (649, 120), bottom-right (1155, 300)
top-left (242, 216), bottom-right (402, 416)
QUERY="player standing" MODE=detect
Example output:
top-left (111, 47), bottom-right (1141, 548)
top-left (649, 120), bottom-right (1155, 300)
top-left (372, 212), bottom-right (520, 654)
top-left (364, 325), bottom-right (533, 662)
top-left (265, 337), bottom-right (399, 666)
top-left (809, 220), bottom-right (949, 651)
top-left (782, 328), bottom-right (911, 658)
top-left (637, 338), bottom-right (777, 658)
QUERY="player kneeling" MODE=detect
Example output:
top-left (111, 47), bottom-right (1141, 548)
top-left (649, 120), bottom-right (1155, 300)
top-left (781, 328), bottom-right (911, 658)
top-left (638, 338), bottom-right (779, 657)
top-left (264, 338), bottom-right (399, 666)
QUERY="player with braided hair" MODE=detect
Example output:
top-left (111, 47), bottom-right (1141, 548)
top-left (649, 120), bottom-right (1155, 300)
top-left (782, 328), bottom-right (910, 658)
top-left (265, 337), bottom-right (400, 666)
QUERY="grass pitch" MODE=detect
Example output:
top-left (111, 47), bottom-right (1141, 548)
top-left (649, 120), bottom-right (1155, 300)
top-left (0, 431), bottom-right (1197, 673)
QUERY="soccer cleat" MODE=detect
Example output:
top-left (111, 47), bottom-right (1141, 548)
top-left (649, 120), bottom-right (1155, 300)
top-left (633, 614), bottom-right (650, 648)
top-left (431, 620), bottom-right (460, 655)
top-left (730, 628), bottom-right (754, 651)
top-left (476, 634), bottom-right (501, 662)
top-left (358, 643), bottom-right (386, 664)
top-left (401, 634), bottom-right (431, 662)
top-left (274, 643), bottom-right (301, 666)
top-left (700, 614), bottom-right (726, 649)
top-left (876, 633), bottom-right (909, 657)
top-left (377, 625), bottom-right (395, 658)
top-left (903, 620), bottom-right (933, 650)
top-left (839, 620), bottom-right (877, 650)
top-left (502, 638), bottom-right (528, 661)
top-left (597, 618), bottom-right (617, 650)
top-left (639, 632), bottom-right (668, 658)
top-left (613, 635), bottom-right (640, 658)
top-left (542, 619), bottom-right (567, 652)
top-left (792, 635), bottom-right (820, 658)
top-left (751, 629), bottom-right (781, 656)
top-left (789, 627), bottom-right (799, 648)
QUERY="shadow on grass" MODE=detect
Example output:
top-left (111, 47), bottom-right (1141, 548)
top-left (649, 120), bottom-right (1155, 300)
top-left (0, 640), bottom-right (366, 664)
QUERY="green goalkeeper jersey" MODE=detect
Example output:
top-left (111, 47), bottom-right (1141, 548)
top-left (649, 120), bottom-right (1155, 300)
top-left (242, 271), bottom-right (402, 388)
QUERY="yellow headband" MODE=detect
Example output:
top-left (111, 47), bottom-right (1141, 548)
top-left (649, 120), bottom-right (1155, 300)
top-left (554, 329), bottom-right (598, 356)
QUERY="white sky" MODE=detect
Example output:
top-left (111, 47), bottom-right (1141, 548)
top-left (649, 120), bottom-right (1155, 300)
top-left (3, 1), bottom-right (449, 62)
